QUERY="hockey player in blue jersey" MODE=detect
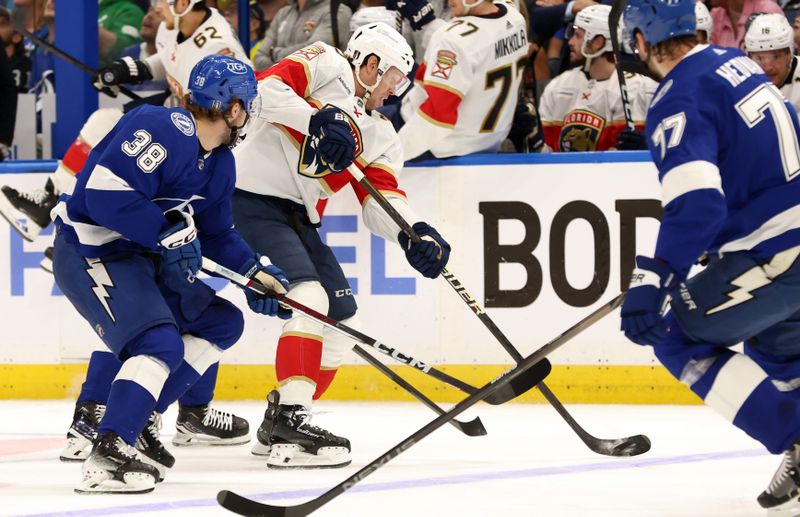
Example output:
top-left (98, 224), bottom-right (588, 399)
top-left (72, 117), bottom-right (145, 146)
top-left (52, 54), bottom-right (290, 494)
top-left (621, 0), bottom-right (800, 511)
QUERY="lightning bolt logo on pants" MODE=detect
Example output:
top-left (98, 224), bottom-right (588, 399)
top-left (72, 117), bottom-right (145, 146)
top-left (85, 258), bottom-right (116, 323)
top-left (706, 266), bottom-right (771, 315)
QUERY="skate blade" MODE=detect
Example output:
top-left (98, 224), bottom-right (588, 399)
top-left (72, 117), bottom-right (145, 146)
top-left (59, 436), bottom-right (93, 462)
top-left (0, 195), bottom-right (41, 242)
top-left (266, 444), bottom-right (351, 470)
top-left (767, 497), bottom-right (800, 516)
top-left (74, 471), bottom-right (156, 494)
top-left (250, 440), bottom-right (271, 456)
top-left (172, 431), bottom-right (250, 447)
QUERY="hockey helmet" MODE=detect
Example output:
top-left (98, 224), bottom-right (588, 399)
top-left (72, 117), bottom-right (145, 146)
top-left (695, 2), bottom-right (712, 36)
top-left (624, 0), bottom-right (696, 48)
top-left (569, 4), bottom-right (614, 58)
top-left (188, 55), bottom-right (258, 114)
top-left (165, 0), bottom-right (204, 17)
top-left (345, 22), bottom-right (414, 96)
top-left (745, 13), bottom-right (794, 53)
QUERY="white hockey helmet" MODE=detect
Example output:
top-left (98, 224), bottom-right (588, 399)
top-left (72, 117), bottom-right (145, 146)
top-left (165, 0), bottom-right (204, 24)
top-left (572, 5), bottom-right (614, 58)
top-left (345, 22), bottom-right (414, 96)
top-left (695, 2), bottom-right (712, 36)
top-left (745, 13), bottom-right (794, 52)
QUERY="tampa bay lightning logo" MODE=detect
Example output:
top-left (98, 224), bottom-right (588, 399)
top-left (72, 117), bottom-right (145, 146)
top-left (171, 112), bottom-right (195, 137)
top-left (298, 104), bottom-right (363, 179)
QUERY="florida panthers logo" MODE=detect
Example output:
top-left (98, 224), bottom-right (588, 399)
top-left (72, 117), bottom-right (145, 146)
top-left (298, 104), bottom-right (363, 178)
top-left (559, 109), bottom-right (605, 152)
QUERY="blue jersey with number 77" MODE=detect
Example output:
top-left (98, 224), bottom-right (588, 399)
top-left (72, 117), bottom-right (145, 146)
top-left (645, 44), bottom-right (800, 278)
top-left (53, 104), bottom-right (255, 271)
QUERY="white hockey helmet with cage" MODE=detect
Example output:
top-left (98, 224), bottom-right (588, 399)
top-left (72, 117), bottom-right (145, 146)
top-left (345, 22), bottom-right (414, 96)
top-left (572, 5), bottom-right (614, 58)
top-left (695, 2), bottom-right (712, 36)
top-left (745, 13), bottom-right (794, 53)
top-left (165, 0), bottom-right (204, 25)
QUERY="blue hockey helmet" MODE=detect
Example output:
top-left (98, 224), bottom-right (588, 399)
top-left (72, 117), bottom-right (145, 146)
top-left (187, 55), bottom-right (258, 114)
top-left (623, 0), bottom-right (697, 48)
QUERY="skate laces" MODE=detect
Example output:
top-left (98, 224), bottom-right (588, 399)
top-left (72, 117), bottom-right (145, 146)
top-left (17, 186), bottom-right (50, 205)
top-left (146, 412), bottom-right (163, 441)
top-left (93, 404), bottom-right (106, 426)
top-left (768, 447), bottom-right (800, 494)
top-left (203, 407), bottom-right (234, 431)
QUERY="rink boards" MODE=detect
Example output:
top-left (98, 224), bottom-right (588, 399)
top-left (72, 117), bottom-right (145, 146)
top-left (0, 152), bottom-right (699, 403)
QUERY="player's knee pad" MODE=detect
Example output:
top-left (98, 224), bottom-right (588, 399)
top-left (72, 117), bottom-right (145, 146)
top-left (80, 108), bottom-right (123, 147)
top-left (321, 314), bottom-right (358, 369)
top-left (182, 334), bottom-right (223, 376)
top-left (125, 323), bottom-right (185, 373)
top-left (281, 281), bottom-right (329, 336)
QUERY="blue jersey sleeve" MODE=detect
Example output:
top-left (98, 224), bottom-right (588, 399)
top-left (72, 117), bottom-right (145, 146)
top-left (82, 108), bottom-right (198, 249)
top-left (195, 150), bottom-right (257, 272)
top-left (646, 82), bottom-right (728, 277)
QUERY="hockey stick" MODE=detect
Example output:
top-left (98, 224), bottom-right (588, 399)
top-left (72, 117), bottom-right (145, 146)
top-left (330, 0), bottom-right (341, 49)
top-left (202, 258), bottom-right (536, 406)
top-left (351, 346), bottom-right (487, 436)
top-left (348, 165), bottom-right (651, 457)
top-left (609, 0), bottom-right (635, 130)
top-left (14, 22), bottom-right (142, 101)
top-left (217, 295), bottom-right (622, 516)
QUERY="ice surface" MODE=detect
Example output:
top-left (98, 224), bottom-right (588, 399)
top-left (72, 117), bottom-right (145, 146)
top-left (0, 400), bottom-right (778, 516)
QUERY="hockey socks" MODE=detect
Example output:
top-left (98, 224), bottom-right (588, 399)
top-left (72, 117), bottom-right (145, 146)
top-left (313, 369), bottom-right (338, 400)
top-left (78, 351), bottom-right (121, 405)
top-left (155, 336), bottom-right (223, 413)
top-left (99, 355), bottom-right (169, 445)
top-left (275, 333), bottom-right (323, 407)
top-left (178, 363), bottom-right (219, 407)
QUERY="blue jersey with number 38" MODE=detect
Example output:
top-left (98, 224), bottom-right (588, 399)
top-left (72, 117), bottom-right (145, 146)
top-left (53, 105), bottom-right (254, 270)
top-left (646, 44), bottom-right (800, 277)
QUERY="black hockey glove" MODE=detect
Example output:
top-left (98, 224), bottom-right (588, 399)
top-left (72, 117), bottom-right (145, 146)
top-left (615, 128), bottom-right (648, 150)
top-left (308, 107), bottom-right (356, 173)
top-left (386, 0), bottom-right (435, 31)
top-left (94, 56), bottom-right (153, 96)
top-left (507, 101), bottom-right (544, 153)
top-left (398, 222), bottom-right (451, 279)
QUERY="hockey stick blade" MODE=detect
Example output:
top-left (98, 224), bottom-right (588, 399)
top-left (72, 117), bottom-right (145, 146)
top-left (538, 383), bottom-right (650, 457)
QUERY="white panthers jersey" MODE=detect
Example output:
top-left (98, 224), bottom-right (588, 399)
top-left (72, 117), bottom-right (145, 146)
top-left (781, 56), bottom-right (800, 118)
top-left (399, 2), bottom-right (528, 159)
top-left (539, 67), bottom-right (656, 152)
top-left (234, 42), bottom-right (417, 240)
top-left (146, 8), bottom-right (251, 99)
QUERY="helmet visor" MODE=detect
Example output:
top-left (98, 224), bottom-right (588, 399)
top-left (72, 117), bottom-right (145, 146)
top-left (378, 66), bottom-right (411, 96)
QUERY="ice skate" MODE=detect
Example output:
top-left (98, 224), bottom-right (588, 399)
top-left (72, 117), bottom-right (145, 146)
top-left (75, 432), bottom-right (159, 494)
top-left (759, 439), bottom-right (800, 514)
top-left (251, 390), bottom-right (351, 469)
top-left (134, 412), bottom-right (174, 482)
top-left (40, 246), bottom-right (54, 273)
top-left (173, 403), bottom-right (250, 446)
top-left (0, 178), bottom-right (58, 241)
top-left (59, 400), bottom-right (105, 462)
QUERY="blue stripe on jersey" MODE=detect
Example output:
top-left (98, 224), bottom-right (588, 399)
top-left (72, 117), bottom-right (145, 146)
top-left (646, 45), bottom-right (800, 275)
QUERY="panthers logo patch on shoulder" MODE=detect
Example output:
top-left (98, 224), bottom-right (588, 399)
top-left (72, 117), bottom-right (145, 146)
top-left (292, 44), bottom-right (326, 61)
top-left (171, 112), bottom-right (195, 137)
top-left (298, 104), bottom-right (363, 178)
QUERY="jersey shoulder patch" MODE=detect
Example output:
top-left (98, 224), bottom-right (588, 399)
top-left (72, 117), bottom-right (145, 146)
top-left (171, 112), bottom-right (195, 136)
top-left (291, 43), bottom-right (327, 62)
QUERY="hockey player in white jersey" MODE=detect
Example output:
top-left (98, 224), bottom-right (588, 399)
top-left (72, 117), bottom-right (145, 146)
top-left (539, 4), bottom-right (657, 152)
top-left (392, 0), bottom-right (529, 160)
top-left (232, 22), bottom-right (451, 469)
top-left (744, 13), bottom-right (800, 115)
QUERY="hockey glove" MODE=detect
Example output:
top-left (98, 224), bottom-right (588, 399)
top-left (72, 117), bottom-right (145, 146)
top-left (615, 128), bottom-right (648, 150)
top-left (308, 107), bottom-right (357, 173)
top-left (508, 101), bottom-right (544, 153)
top-left (240, 256), bottom-right (292, 319)
top-left (386, 0), bottom-right (435, 30)
top-left (158, 210), bottom-right (202, 288)
top-left (620, 256), bottom-right (678, 346)
top-left (93, 56), bottom-right (153, 96)
top-left (398, 222), bottom-right (451, 279)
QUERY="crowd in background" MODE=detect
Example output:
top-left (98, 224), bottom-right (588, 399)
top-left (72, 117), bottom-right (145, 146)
top-left (0, 0), bottom-right (799, 160)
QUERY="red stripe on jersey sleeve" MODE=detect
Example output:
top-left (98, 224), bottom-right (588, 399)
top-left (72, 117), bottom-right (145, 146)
top-left (257, 58), bottom-right (310, 98)
top-left (542, 124), bottom-right (562, 152)
top-left (414, 62), bottom-right (427, 83)
top-left (419, 85), bottom-right (462, 127)
top-left (350, 165), bottom-right (406, 205)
